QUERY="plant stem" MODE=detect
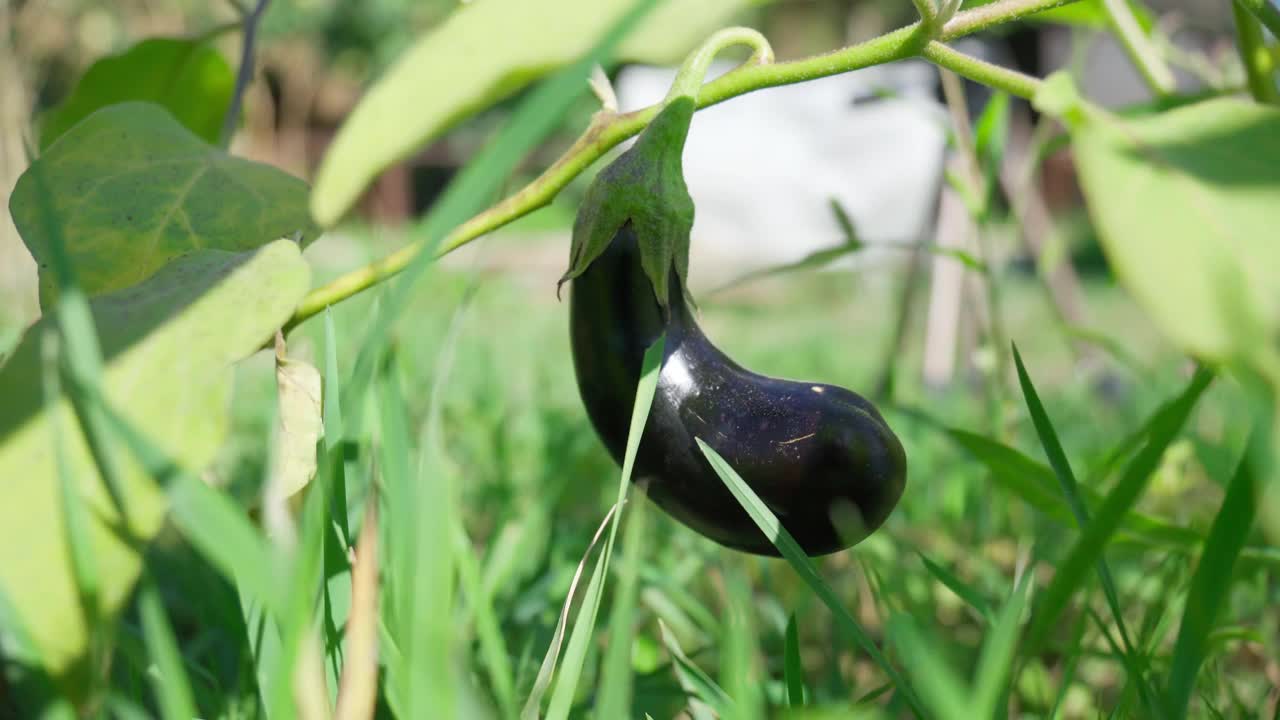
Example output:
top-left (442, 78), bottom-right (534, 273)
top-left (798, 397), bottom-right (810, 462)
top-left (286, 0), bottom-right (1078, 330)
top-left (220, 0), bottom-right (270, 148)
top-left (1234, 0), bottom-right (1280, 38)
top-left (1233, 1), bottom-right (1280, 104)
top-left (912, 0), bottom-right (939, 30)
top-left (939, 0), bottom-right (1075, 39)
top-left (921, 41), bottom-right (1043, 99)
top-left (665, 27), bottom-right (773, 103)
top-left (1099, 0), bottom-right (1176, 96)
top-left (938, 68), bottom-right (1012, 426)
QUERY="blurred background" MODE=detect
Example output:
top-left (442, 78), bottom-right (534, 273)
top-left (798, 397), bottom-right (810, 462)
top-left (0, 0), bottom-right (1248, 382)
top-left (2, 1), bottom-right (1274, 717)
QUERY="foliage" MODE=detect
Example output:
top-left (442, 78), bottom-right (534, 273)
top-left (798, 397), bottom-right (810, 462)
top-left (2, 0), bottom-right (1278, 718)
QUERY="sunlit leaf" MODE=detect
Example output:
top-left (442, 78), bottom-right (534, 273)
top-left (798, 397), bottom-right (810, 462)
top-left (0, 240), bottom-right (309, 680)
top-left (39, 38), bottom-right (234, 149)
top-left (11, 102), bottom-right (317, 306)
top-left (1071, 99), bottom-right (1280, 361)
top-left (310, 0), bottom-right (755, 226)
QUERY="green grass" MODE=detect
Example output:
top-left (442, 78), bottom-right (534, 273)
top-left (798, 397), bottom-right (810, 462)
top-left (5, 220), bottom-right (1276, 718)
top-left (4, 94), bottom-right (1276, 720)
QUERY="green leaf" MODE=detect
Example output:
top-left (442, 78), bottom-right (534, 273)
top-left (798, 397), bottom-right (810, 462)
top-left (10, 102), bottom-right (317, 306)
top-left (137, 578), bottom-right (198, 720)
top-left (1033, 72), bottom-right (1087, 126)
top-left (309, 0), bottom-right (753, 226)
top-left (829, 198), bottom-right (863, 250)
top-left (560, 97), bottom-right (696, 309)
top-left (269, 348), bottom-right (323, 499)
top-left (1164, 413), bottom-right (1268, 720)
top-left (39, 37), bottom-right (234, 150)
top-left (1025, 367), bottom-right (1213, 654)
top-left (1071, 98), bottom-right (1280, 360)
top-left (974, 91), bottom-right (1010, 213)
top-left (0, 239), bottom-right (309, 681)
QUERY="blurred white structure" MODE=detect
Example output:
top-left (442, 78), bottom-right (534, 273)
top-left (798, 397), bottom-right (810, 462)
top-left (614, 59), bottom-right (948, 286)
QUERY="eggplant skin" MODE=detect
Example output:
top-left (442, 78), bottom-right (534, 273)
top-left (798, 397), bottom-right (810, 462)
top-left (570, 225), bottom-right (907, 556)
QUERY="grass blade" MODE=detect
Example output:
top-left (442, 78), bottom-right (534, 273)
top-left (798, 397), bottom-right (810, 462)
top-left (337, 0), bottom-right (662, 425)
top-left (137, 577), bottom-right (197, 720)
top-left (1046, 612), bottom-right (1089, 720)
top-left (885, 615), bottom-right (971, 720)
top-left (454, 522), bottom-right (517, 720)
top-left (696, 440), bottom-right (927, 718)
top-left (168, 470), bottom-right (282, 615)
top-left (597, 489), bottom-right (651, 719)
top-left (335, 498), bottom-right (380, 720)
top-left (543, 334), bottom-right (665, 720)
top-left (92, 396), bottom-right (284, 620)
top-left (42, 335), bottom-right (99, 625)
top-left (322, 307), bottom-right (351, 547)
top-left (918, 552), bottom-right (994, 622)
top-left (783, 613), bottom-right (805, 707)
top-left (1012, 343), bottom-right (1155, 708)
top-left (23, 161), bottom-right (130, 519)
top-left (1025, 367), bottom-right (1214, 654)
top-left (972, 575), bottom-right (1032, 716)
top-left (658, 620), bottom-right (733, 719)
top-left (521, 505), bottom-right (618, 720)
top-left (720, 567), bottom-right (763, 720)
top-left (1164, 413), bottom-right (1268, 719)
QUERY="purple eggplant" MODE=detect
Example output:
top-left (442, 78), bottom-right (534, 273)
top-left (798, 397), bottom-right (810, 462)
top-left (570, 224), bottom-right (906, 556)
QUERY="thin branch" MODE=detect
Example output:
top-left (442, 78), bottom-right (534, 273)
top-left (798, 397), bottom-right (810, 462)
top-left (285, 0), bottom-right (1078, 331)
top-left (220, 0), bottom-right (271, 148)
top-left (912, 0), bottom-right (939, 28)
top-left (922, 41), bottom-right (1043, 100)
top-left (937, 68), bottom-right (1012, 410)
top-left (1232, 0), bottom-right (1280, 104)
top-left (940, 0), bottom-right (1078, 39)
top-left (1099, 0), bottom-right (1176, 96)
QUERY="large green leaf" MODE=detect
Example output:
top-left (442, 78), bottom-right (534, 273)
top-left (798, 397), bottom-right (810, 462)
top-left (39, 37), bottom-right (235, 150)
top-left (0, 240), bottom-right (309, 682)
top-left (11, 102), bottom-right (317, 307)
top-left (310, 0), bottom-right (756, 227)
top-left (1072, 98), bottom-right (1280, 361)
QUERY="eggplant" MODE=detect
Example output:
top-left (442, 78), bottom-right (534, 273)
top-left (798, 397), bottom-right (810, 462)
top-left (570, 224), bottom-right (907, 556)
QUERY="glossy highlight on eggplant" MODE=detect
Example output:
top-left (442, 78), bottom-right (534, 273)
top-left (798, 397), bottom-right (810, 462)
top-left (570, 225), bottom-right (907, 556)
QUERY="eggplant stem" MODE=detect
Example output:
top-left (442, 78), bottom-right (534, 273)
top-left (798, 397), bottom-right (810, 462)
top-left (664, 27), bottom-right (774, 104)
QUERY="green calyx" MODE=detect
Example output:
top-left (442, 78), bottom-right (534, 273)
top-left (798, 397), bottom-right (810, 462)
top-left (559, 96), bottom-right (696, 310)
